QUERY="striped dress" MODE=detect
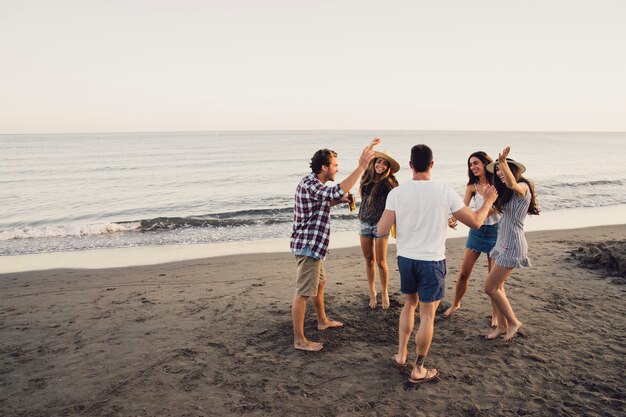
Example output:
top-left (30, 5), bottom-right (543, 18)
top-left (489, 189), bottom-right (531, 268)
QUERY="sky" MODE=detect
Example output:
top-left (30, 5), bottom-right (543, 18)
top-left (1, 0), bottom-right (625, 134)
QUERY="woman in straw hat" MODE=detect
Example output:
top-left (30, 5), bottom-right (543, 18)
top-left (357, 150), bottom-right (399, 309)
top-left (444, 151), bottom-right (502, 326)
top-left (483, 146), bottom-right (539, 341)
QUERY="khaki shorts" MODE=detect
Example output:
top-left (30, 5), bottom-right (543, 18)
top-left (295, 255), bottom-right (325, 296)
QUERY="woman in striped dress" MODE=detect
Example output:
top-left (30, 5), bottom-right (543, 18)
top-left (483, 146), bottom-right (540, 341)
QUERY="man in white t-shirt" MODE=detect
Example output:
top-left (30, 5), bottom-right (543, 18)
top-left (378, 144), bottom-right (498, 384)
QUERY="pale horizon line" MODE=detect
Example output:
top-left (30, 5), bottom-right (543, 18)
top-left (2, 128), bottom-right (625, 136)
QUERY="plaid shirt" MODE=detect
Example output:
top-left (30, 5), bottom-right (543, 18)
top-left (290, 173), bottom-right (345, 259)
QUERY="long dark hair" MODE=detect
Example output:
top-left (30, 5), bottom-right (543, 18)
top-left (467, 151), bottom-right (494, 186)
top-left (493, 163), bottom-right (540, 215)
top-left (359, 157), bottom-right (399, 203)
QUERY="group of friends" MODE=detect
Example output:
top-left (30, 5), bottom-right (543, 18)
top-left (289, 138), bottom-right (539, 384)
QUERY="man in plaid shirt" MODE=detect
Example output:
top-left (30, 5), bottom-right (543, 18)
top-left (291, 138), bottom-right (380, 351)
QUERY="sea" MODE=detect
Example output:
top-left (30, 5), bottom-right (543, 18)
top-left (1, 130), bottom-right (625, 258)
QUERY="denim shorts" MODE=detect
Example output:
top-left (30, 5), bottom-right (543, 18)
top-left (466, 223), bottom-right (498, 254)
top-left (397, 256), bottom-right (447, 303)
top-left (359, 221), bottom-right (388, 238)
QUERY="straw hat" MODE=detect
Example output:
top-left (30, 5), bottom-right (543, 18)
top-left (373, 150), bottom-right (400, 174)
top-left (486, 158), bottom-right (526, 174)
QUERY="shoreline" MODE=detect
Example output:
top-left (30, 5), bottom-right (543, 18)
top-left (2, 204), bottom-right (626, 273)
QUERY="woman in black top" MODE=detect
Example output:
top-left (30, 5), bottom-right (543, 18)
top-left (357, 151), bottom-right (399, 309)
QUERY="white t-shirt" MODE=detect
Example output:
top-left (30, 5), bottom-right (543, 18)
top-left (385, 179), bottom-right (464, 261)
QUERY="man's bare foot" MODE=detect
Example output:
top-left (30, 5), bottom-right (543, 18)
top-left (293, 339), bottom-right (323, 352)
top-left (382, 292), bottom-right (390, 310)
top-left (485, 326), bottom-right (507, 340)
top-left (443, 304), bottom-right (460, 318)
top-left (503, 321), bottom-right (523, 342)
top-left (318, 319), bottom-right (343, 330)
top-left (369, 291), bottom-right (377, 309)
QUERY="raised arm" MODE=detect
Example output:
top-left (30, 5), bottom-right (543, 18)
top-left (452, 185), bottom-right (498, 229)
top-left (498, 146), bottom-right (528, 198)
top-left (338, 138), bottom-right (380, 193)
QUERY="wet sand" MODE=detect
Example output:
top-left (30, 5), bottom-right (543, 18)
top-left (1, 225), bottom-right (625, 416)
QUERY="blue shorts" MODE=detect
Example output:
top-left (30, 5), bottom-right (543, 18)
top-left (359, 221), bottom-right (388, 238)
top-left (466, 223), bottom-right (498, 254)
top-left (397, 256), bottom-right (447, 302)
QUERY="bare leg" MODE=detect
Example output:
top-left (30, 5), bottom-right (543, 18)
top-left (360, 236), bottom-right (377, 308)
top-left (395, 293), bottom-right (418, 366)
top-left (312, 280), bottom-right (343, 330)
top-left (487, 255), bottom-right (499, 327)
top-left (491, 279), bottom-right (508, 329)
top-left (444, 249), bottom-right (480, 318)
top-left (375, 236), bottom-right (390, 309)
top-left (486, 304), bottom-right (507, 340)
top-left (410, 300), bottom-right (441, 380)
top-left (484, 264), bottom-right (523, 341)
top-left (292, 294), bottom-right (323, 351)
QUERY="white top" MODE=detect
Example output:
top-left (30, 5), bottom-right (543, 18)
top-left (385, 179), bottom-right (464, 261)
top-left (473, 184), bottom-right (501, 226)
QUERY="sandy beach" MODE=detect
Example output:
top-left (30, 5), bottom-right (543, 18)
top-left (1, 224), bottom-right (625, 416)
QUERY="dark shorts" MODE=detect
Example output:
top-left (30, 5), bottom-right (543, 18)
top-left (466, 223), bottom-right (498, 254)
top-left (397, 256), bottom-right (447, 303)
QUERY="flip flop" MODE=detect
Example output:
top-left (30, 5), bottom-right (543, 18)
top-left (392, 356), bottom-right (406, 369)
top-left (408, 368), bottom-right (439, 384)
